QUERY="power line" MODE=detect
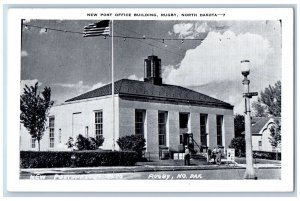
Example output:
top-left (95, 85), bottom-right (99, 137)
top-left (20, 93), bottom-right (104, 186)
top-left (23, 24), bottom-right (83, 35)
top-left (22, 23), bottom-right (204, 42)
top-left (23, 23), bottom-right (188, 57)
top-left (114, 30), bottom-right (185, 57)
top-left (116, 23), bottom-right (188, 54)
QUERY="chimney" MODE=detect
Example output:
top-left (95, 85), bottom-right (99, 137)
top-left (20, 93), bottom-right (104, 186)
top-left (144, 55), bottom-right (162, 85)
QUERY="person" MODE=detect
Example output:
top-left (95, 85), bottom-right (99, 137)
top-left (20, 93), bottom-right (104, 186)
top-left (207, 148), bottom-right (212, 164)
top-left (184, 145), bottom-right (190, 166)
top-left (211, 147), bottom-right (217, 164)
top-left (216, 146), bottom-right (222, 165)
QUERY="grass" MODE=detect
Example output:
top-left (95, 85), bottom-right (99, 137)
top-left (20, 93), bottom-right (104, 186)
top-left (235, 157), bottom-right (281, 164)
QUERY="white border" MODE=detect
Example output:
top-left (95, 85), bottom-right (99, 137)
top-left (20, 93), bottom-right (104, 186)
top-left (6, 8), bottom-right (294, 192)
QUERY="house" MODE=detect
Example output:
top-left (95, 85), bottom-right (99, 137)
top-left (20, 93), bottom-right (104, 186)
top-left (247, 117), bottom-right (281, 152)
top-left (20, 55), bottom-right (235, 159)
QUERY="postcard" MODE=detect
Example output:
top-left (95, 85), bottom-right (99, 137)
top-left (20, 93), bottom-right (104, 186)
top-left (5, 7), bottom-right (294, 192)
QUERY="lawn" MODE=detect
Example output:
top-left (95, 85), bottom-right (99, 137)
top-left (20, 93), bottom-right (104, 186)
top-left (235, 157), bottom-right (281, 164)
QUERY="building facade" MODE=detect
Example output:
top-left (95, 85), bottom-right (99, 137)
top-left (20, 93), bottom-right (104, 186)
top-left (20, 55), bottom-right (235, 158)
top-left (250, 117), bottom-right (281, 152)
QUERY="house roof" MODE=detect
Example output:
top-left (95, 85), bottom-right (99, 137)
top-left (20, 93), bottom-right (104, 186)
top-left (65, 79), bottom-right (233, 109)
top-left (242, 117), bottom-right (281, 135)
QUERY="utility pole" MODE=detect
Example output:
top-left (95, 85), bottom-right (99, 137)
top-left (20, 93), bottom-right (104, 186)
top-left (241, 60), bottom-right (258, 180)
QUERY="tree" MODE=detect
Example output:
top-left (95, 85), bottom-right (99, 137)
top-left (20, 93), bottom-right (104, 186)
top-left (229, 137), bottom-right (246, 157)
top-left (252, 81), bottom-right (281, 117)
top-left (269, 120), bottom-right (281, 150)
top-left (251, 101), bottom-right (268, 117)
top-left (20, 82), bottom-right (54, 151)
top-left (117, 135), bottom-right (146, 158)
top-left (234, 114), bottom-right (245, 138)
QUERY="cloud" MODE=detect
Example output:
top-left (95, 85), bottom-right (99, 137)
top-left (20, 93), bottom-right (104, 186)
top-left (195, 22), bottom-right (210, 33)
top-left (163, 31), bottom-right (273, 87)
top-left (90, 82), bottom-right (105, 90)
top-left (128, 74), bottom-right (143, 81)
top-left (172, 22), bottom-right (214, 39)
top-left (173, 23), bottom-right (194, 38)
top-left (21, 50), bottom-right (28, 57)
top-left (171, 21), bottom-right (233, 40)
top-left (20, 79), bottom-right (42, 93)
top-left (54, 80), bottom-right (108, 96)
top-left (54, 81), bottom-right (90, 89)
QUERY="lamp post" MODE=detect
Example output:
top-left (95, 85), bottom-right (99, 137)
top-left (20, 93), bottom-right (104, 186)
top-left (241, 60), bottom-right (257, 180)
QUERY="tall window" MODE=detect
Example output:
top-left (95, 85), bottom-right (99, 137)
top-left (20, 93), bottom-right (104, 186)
top-left (135, 110), bottom-right (145, 136)
top-left (31, 137), bottom-right (36, 149)
top-left (200, 114), bottom-right (208, 146)
top-left (95, 111), bottom-right (103, 139)
top-left (216, 115), bottom-right (223, 146)
top-left (158, 111), bottom-right (167, 146)
top-left (49, 117), bottom-right (55, 148)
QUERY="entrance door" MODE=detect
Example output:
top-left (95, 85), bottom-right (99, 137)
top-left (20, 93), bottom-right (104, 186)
top-left (179, 113), bottom-right (189, 144)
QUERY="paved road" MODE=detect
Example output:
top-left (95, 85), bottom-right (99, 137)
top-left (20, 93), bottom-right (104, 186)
top-left (22, 168), bottom-right (281, 180)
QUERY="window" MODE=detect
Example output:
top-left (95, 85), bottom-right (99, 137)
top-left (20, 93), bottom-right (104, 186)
top-left (49, 117), bottom-right (55, 148)
top-left (258, 141), bottom-right (262, 150)
top-left (216, 115), bottom-right (223, 146)
top-left (158, 111), bottom-right (167, 146)
top-left (85, 126), bottom-right (89, 138)
top-left (135, 110), bottom-right (145, 136)
top-left (179, 113), bottom-right (189, 129)
top-left (95, 111), bottom-right (103, 139)
top-left (200, 114), bottom-right (208, 146)
top-left (31, 137), bottom-right (36, 149)
top-left (59, 128), bottom-right (62, 143)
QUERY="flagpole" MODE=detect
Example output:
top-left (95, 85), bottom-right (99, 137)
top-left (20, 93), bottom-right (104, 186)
top-left (111, 20), bottom-right (115, 151)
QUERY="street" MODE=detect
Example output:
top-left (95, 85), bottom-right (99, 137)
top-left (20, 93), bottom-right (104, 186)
top-left (21, 168), bottom-right (281, 180)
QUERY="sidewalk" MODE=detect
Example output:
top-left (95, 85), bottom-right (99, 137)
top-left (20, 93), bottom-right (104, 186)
top-left (20, 159), bottom-right (281, 176)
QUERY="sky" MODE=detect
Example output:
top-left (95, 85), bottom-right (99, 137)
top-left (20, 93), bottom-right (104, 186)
top-left (21, 20), bottom-right (282, 114)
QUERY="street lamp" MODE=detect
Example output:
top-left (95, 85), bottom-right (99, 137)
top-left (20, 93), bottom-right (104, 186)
top-left (241, 60), bottom-right (257, 180)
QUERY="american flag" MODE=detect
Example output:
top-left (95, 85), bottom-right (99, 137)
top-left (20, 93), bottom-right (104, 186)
top-left (83, 20), bottom-right (110, 37)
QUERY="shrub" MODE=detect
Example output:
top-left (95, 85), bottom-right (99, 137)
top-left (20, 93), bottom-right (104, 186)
top-left (229, 137), bottom-right (245, 157)
top-left (65, 137), bottom-right (75, 149)
top-left (67, 134), bottom-right (105, 150)
top-left (95, 135), bottom-right (105, 147)
top-left (117, 135), bottom-right (146, 158)
top-left (20, 151), bottom-right (139, 168)
top-left (253, 151), bottom-right (281, 160)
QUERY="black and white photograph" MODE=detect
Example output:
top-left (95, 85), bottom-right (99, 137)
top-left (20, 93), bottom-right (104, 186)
top-left (19, 19), bottom-right (282, 180)
top-left (4, 7), bottom-right (295, 193)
